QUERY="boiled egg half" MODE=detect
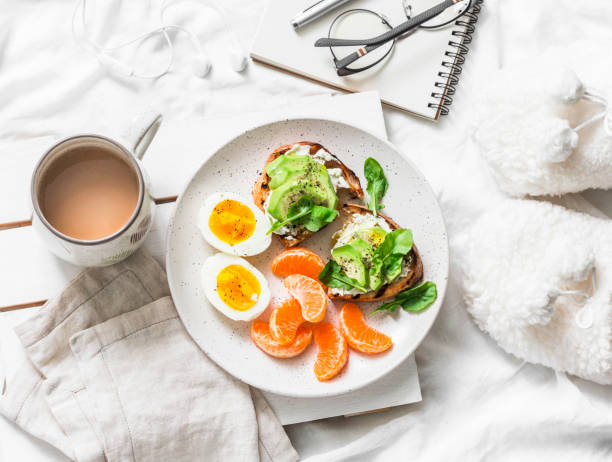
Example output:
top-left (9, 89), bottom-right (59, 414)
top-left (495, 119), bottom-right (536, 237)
top-left (202, 253), bottom-right (271, 321)
top-left (198, 192), bottom-right (271, 256)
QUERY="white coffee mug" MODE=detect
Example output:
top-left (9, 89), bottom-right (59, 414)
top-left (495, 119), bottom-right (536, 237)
top-left (31, 115), bottom-right (162, 267)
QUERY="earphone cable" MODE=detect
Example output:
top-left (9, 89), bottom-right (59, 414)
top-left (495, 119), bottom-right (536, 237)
top-left (71, 0), bottom-right (246, 79)
top-left (72, 0), bottom-right (175, 79)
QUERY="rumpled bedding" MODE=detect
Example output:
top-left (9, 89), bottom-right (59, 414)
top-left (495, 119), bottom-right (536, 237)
top-left (471, 45), bottom-right (612, 197)
top-left (2, 0), bottom-right (612, 461)
top-left (460, 199), bottom-right (612, 386)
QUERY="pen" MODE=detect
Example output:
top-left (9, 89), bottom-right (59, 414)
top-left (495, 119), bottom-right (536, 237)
top-left (290, 0), bottom-right (354, 29)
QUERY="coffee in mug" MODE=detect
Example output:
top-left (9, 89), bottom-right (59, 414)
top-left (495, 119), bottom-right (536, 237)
top-left (31, 114), bottom-right (162, 267)
top-left (38, 143), bottom-right (140, 241)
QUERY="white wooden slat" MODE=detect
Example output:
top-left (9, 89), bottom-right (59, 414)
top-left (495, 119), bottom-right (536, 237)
top-left (0, 225), bottom-right (80, 306)
top-left (0, 136), bottom-right (56, 223)
top-left (0, 202), bottom-right (174, 308)
top-left (0, 92), bottom-right (386, 223)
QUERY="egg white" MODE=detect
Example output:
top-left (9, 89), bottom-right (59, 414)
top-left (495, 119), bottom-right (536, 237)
top-left (202, 253), bottom-right (271, 321)
top-left (198, 192), bottom-right (271, 256)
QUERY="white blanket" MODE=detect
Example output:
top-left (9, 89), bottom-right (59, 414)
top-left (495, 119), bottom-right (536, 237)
top-left (2, 0), bottom-right (612, 460)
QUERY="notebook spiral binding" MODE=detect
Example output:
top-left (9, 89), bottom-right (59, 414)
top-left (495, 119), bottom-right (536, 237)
top-left (428, 0), bottom-right (484, 117)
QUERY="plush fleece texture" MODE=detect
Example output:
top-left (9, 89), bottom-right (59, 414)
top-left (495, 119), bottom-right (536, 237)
top-left (472, 42), bottom-right (612, 197)
top-left (460, 199), bottom-right (612, 385)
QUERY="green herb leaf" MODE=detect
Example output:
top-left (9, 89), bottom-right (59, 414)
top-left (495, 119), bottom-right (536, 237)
top-left (377, 229), bottom-right (413, 259)
top-left (267, 195), bottom-right (314, 234)
top-left (372, 298), bottom-right (402, 314)
top-left (364, 157), bottom-right (388, 216)
top-left (368, 229), bottom-right (413, 284)
top-left (381, 254), bottom-right (403, 283)
top-left (302, 205), bottom-right (338, 232)
top-left (267, 196), bottom-right (338, 235)
top-left (372, 281), bottom-right (437, 315)
top-left (319, 260), bottom-right (368, 293)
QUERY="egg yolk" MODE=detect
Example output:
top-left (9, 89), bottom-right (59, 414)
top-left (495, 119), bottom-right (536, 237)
top-left (217, 265), bottom-right (261, 311)
top-left (209, 200), bottom-right (256, 245)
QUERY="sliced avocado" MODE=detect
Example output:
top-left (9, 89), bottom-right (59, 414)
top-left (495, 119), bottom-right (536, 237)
top-left (267, 162), bottom-right (337, 221)
top-left (347, 238), bottom-right (379, 290)
top-left (348, 238), bottom-right (375, 265)
top-left (265, 154), bottom-right (311, 189)
top-left (332, 244), bottom-right (367, 287)
top-left (368, 268), bottom-right (385, 292)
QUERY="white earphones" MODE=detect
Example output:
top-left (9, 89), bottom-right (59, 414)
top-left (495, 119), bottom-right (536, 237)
top-left (72, 0), bottom-right (247, 79)
top-left (229, 48), bottom-right (248, 73)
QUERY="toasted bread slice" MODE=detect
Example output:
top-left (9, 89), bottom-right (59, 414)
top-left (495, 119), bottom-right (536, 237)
top-left (253, 142), bottom-right (364, 247)
top-left (327, 204), bottom-right (423, 302)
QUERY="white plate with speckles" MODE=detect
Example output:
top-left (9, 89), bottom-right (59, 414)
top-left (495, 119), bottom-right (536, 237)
top-left (166, 118), bottom-right (448, 398)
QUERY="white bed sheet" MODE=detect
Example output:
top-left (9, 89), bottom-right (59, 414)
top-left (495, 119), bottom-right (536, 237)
top-left (2, 0), bottom-right (612, 460)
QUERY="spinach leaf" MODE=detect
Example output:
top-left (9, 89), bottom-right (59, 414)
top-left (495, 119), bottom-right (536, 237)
top-left (364, 157), bottom-right (388, 216)
top-left (381, 254), bottom-right (404, 283)
top-left (302, 205), bottom-right (338, 232)
top-left (372, 281), bottom-right (437, 314)
top-left (369, 229), bottom-right (413, 284)
top-left (377, 229), bottom-right (413, 260)
top-left (319, 260), bottom-right (368, 293)
top-left (267, 195), bottom-right (314, 234)
top-left (268, 195), bottom-right (338, 235)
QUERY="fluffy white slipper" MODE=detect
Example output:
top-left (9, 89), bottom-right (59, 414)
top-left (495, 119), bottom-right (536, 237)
top-left (460, 199), bottom-right (612, 384)
top-left (472, 43), bottom-right (612, 196)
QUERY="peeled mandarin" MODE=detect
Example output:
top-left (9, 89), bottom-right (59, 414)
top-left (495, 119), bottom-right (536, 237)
top-left (269, 298), bottom-right (306, 345)
top-left (312, 322), bottom-right (348, 381)
top-left (339, 303), bottom-right (392, 354)
top-left (283, 274), bottom-right (327, 323)
top-left (271, 248), bottom-right (325, 285)
top-left (250, 321), bottom-right (312, 359)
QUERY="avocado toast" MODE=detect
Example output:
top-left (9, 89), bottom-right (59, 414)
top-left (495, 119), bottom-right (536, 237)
top-left (321, 204), bottom-right (423, 302)
top-left (253, 142), bottom-right (363, 247)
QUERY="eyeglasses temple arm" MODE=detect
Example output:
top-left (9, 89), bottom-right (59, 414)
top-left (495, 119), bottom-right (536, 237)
top-left (334, 43), bottom-right (384, 73)
top-left (315, 0), bottom-right (458, 48)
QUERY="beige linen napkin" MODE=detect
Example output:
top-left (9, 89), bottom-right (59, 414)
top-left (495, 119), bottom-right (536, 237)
top-left (0, 251), bottom-right (297, 462)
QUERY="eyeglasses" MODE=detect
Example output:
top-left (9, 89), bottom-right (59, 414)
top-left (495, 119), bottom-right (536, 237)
top-left (315, 0), bottom-right (473, 76)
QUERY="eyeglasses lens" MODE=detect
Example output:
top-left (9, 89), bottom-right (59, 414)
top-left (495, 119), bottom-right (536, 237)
top-left (329, 10), bottom-right (394, 73)
top-left (411, 0), bottom-right (471, 28)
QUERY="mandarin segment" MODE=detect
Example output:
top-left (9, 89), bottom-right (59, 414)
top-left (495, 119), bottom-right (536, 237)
top-left (283, 274), bottom-right (327, 323)
top-left (250, 321), bottom-right (312, 359)
top-left (269, 298), bottom-right (306, 345)
top-left (312, 322), bottom-right (348, 381)
top-left (339, 303), bottom-right (392, 354)
top-left (271, 248), bottom-right (325, 284)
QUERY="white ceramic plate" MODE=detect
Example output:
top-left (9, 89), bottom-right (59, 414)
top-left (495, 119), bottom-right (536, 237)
top-left (166, 118), bottom-right (448, 398)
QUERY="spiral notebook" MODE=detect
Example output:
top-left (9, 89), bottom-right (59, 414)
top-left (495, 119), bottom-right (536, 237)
top-left (250, 0), bottom-right (483, 121)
